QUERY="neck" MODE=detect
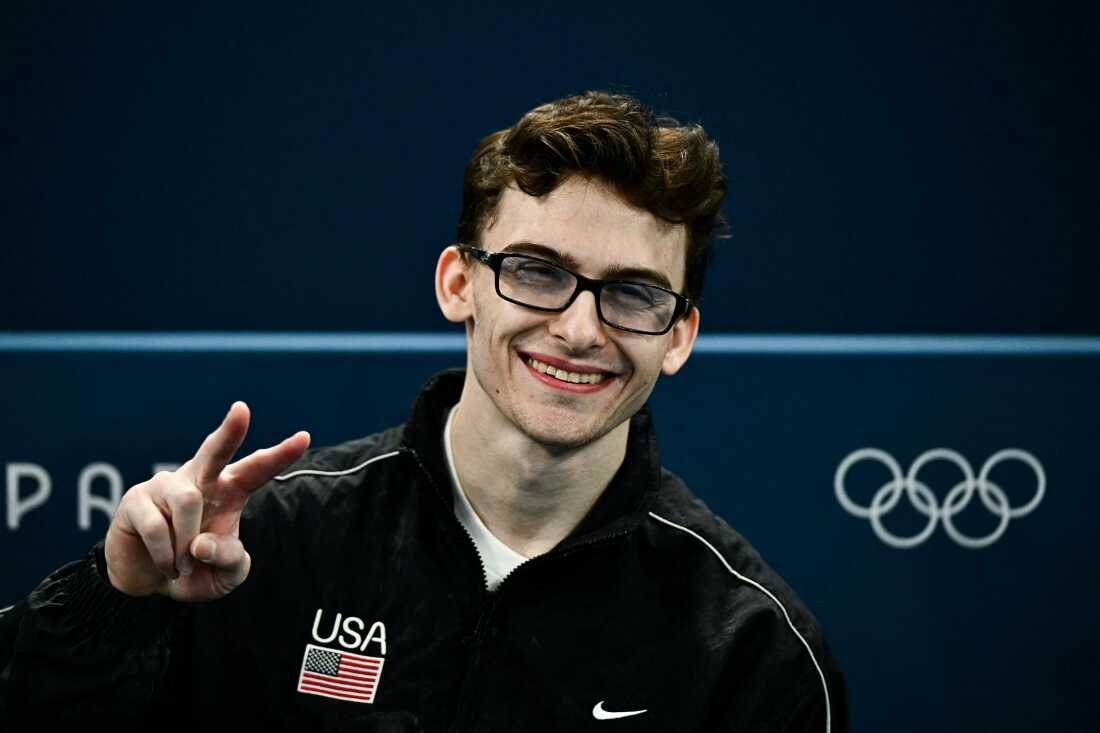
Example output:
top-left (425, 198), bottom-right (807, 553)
top-left (449, 375), bottom-right (630, 558)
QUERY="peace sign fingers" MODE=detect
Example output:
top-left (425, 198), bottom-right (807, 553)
top-left (105, 402), bottom-right (311, 601)
top-left (183, 401), bottom-right (252, 487)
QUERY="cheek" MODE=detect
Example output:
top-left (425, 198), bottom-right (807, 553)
top-left (619, 346), bottom-right (668, 403)
top-left (622, 342), bottom-right (664, 378)
top-left (469, 300), bottom-right (525, 374)
top-left (470, 293), bottom-right (505, 350)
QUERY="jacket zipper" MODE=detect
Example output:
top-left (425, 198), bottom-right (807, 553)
top-left (402, 445), bottom-right (640, 732)
top-left (401, 446), bottom-right (491, 593)
top-left (448, 530), bottom-right (634, 732)
top-left (490, 523), bottom-right (634, 595)
top-left (401, 447), bottom-right (493, 733)
top-left (401, 445), bottom-right (639, 597)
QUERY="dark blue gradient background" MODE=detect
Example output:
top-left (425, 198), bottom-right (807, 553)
top-left (2, 1), bottom-right (1096, 332)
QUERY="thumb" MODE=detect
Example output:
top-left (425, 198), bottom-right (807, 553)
top-left (190, 532), bottom-right (251, 593)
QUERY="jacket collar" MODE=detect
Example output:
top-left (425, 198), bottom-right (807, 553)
top-left (399, 368), bottom-right (661, 547)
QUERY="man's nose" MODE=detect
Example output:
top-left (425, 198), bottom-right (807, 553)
top-left (547, 291), bottom-right (607, 351)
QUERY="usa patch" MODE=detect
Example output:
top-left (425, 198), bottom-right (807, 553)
top-left (297, 643), bottom-right (385, 703)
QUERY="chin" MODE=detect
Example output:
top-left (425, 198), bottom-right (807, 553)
top-left (512, 409), bottom-right (605, 451)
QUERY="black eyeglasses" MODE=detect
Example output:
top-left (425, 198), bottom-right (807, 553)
top-left (456, 244), bottom-right (692, 335)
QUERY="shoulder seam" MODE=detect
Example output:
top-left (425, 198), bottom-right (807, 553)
top-left (274, 449), bottom-right (403, 481)
top-left (647, 510), bottom-right (832, 733)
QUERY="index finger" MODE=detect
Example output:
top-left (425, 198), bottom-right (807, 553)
top-left (184, 401), bottom-right (251, 485)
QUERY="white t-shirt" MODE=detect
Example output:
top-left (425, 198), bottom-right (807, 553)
top-left (443, 406), bottom-right (528, 591)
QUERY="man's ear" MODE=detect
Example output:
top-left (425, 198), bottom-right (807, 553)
top-left (661, 306), bottom-right (700, 375)
top-left (435, 246), bottom-right (475, 324)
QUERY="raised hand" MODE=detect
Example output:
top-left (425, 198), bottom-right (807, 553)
top-left (103, 402), bottom-right (310, 601)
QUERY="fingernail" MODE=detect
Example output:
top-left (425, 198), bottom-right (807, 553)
top-left (197, 538), bottom-right (216, 562)
top-left (178, 554), bottom-right (194, 576)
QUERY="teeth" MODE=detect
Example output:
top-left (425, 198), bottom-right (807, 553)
top-left (527, 358), bottom-right (607, 385)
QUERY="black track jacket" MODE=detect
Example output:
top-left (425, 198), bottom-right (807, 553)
top-left (0, 370), bottom-right (849, 732)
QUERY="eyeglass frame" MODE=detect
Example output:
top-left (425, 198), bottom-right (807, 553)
top-left (454, 244), bottom-right (693, 336)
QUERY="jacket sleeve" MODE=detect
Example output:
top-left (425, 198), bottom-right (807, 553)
top-left (0, 541), bottom-right (191, 724)
top-left (703, 608), bottom-right (851, 733)
top-left (765, 654), bottom-right (851, 733)
top-left (711, 641), bottom-right (851, 733)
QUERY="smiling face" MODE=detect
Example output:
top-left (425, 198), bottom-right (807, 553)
top-left (437, 175), bottom-right (700, 451)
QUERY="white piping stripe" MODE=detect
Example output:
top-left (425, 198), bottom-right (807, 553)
top-left (275, 450), bottom-right (402, 481)
top-left (648, 511), bottom-right (832, 733)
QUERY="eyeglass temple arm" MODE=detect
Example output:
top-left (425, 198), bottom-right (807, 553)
top-left (453, 243), bottom-right (492, 263)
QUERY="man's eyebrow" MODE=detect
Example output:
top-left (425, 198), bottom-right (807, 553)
top-left (499, 241), bottom-right (675, 291)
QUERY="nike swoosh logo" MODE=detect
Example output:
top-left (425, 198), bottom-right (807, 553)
top-left (592, 701), bottom-right (648, 720)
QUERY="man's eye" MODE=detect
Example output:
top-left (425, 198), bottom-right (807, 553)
top-left (513, 262), bottom-right (565, 282)
top-left (614, 283), bottom-right (658, 305)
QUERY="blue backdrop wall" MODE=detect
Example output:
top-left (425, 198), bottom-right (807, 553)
top-left (2, 1), bottom-right (1097, 334)
top-left (2, 2), bottom-right (1098, 731)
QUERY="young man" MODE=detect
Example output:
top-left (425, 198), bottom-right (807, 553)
top-left (0, 91), bottom-right (849, 731)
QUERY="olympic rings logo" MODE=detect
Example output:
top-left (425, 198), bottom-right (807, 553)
top-left (834, 448), bottom-right (1045, 549)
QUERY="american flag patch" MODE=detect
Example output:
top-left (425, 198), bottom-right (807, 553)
top-left (297, 643), bottom-right (385, 703)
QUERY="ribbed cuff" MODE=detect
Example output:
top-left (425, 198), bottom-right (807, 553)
top-left (31, 541), bottom-right (185, 645)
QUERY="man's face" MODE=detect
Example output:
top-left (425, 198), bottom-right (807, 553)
top-left (453, 175), bottom-right (699, 450)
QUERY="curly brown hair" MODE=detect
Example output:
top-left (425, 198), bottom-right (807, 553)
top-left (456, 90), bottom-right (728, 307)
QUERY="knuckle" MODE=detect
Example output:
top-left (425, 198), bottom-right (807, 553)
top-left (172, 486), bottom-right (204, 512)
top-left (116, 488), bottom-right (139, 511)
top-left (139, 478), bottom-right (168, 502)
top-left (126, 480), bottom-right (153, 500)
top-left (145, 474), bottom-right (171, 495)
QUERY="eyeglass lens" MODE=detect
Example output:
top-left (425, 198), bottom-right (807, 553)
top-left (497, 255), bottom-right (676, 333)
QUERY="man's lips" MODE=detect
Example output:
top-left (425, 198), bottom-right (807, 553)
top-left (518, 351), bottom-right (618, 393)
top-left (519, 351), bottom-right (617, 375)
